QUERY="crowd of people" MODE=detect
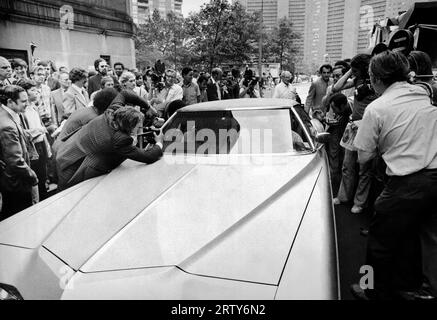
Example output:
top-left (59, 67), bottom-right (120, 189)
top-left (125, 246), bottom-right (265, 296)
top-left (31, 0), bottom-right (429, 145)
top-left (0, 48), bottom-right (436, 300)
top-left (308, 50), bottom-right (437, 301)
top-left (0, 56), bottom-right (280, 219)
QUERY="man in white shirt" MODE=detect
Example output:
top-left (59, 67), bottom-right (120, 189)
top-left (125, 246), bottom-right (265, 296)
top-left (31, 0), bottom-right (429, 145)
top-left (17, 79), bottom-right (52, 201)
top-left (0, 56), bottom-right (13, 88)
top-left (150, 69), bottom-right (183, 117)
top-left (32, 65), bottom-right (52, 126)
top-left (272, 71), bottom-right (298, 101)
top-left (351, 51), bottom-right (437, 301)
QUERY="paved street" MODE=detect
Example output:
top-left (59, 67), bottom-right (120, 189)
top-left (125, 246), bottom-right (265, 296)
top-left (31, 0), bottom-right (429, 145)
top-left (335, 203), bottom-right (372, 299)
top-left (265, 81), bottom-right (372, 300)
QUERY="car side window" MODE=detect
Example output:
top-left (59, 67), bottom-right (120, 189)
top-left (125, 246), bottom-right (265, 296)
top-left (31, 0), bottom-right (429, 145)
top-left (290, 107), bottom-right (313, 152)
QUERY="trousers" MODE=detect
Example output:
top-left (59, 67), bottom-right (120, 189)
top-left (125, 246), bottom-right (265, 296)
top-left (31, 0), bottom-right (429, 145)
top-left (337, 149), bottom-right (372, 207)
top-left (326, 124), bottom-right (346, 193)
top-left (366, 169), bottom-right (437, 299)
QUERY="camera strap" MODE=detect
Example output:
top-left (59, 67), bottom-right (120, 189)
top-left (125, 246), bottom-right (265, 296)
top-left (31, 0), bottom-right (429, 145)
top-left (415, 81), bottom-right (436, 106)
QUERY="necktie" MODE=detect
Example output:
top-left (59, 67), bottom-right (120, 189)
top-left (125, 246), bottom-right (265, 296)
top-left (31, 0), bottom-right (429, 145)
top-left (217, 83), bottom-right (221, 100)
top-left (19, 113), bottom-right (29, 130)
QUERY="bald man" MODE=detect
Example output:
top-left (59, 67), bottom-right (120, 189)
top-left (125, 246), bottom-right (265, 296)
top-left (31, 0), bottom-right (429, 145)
top-left (0, 57), bottom-right (13, 88)
top-left (272, 71), bottom-right (298, 101)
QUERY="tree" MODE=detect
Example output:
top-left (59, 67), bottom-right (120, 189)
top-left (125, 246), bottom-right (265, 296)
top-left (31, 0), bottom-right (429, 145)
top-left (265, 17), bottom-right (300, 72)
top-left (135, 9), bottom-right (187, 70)
top-left (184, 0), bottom-right (260, 71)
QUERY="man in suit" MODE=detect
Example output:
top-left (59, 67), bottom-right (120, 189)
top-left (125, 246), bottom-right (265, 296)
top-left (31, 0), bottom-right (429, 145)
top-left (206, 68), bottom-right (223, 101)
top-left (305, 64), bottom-right (333, 114)
top-left (56, 106), bottom-right (163, 190)
top-left (0, 85), bottom-right (38, 220)
top-left (50, 71), bottom-right (70, 127)
top-left (63, 68), bottom-right (89, 119)
top-left (87, 58), bottom-right (119, 97)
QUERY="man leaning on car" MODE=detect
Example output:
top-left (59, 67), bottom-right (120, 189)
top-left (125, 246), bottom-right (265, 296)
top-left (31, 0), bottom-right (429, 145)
top-left (351, 51), bottom-right (437, 300)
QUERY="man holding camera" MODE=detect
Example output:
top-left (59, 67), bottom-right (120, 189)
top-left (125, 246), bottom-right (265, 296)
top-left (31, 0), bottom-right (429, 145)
top-left (239, 69), bottom-right (260, 98)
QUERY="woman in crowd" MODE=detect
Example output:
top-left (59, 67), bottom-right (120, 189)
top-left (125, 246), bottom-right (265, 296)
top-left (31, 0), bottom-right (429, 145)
top-left (10, 58), bottom-right (29, 84)
top-left (143, 69), bottom-right (153, 93)
top-left (133, 71), bottom-right (149, 100)
top-left (321, 62), bottom-right (353, 191)
top-left (63, 67), bottom-right (89, 119)
top-left (89, 76), bottom-right (115, 102)
top-left (332, 54), bottom-right (379, 214)
top-left (197, 74), bottom-right (209, 103)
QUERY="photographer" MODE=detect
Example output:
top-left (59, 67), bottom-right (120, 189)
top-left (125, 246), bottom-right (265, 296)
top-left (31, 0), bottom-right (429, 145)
top-left (56, 106), bottom-right (163, 190)
top-left (239, 69), bottom-right (260, 98)
top-left (407, 50), bottom-right (437, 106)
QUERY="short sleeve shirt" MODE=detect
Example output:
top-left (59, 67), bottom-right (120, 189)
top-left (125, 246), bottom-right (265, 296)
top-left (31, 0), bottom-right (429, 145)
top-left (182, 82), bottom-right (201, 106)
top-left (354, 82), bottom-right (437, 176)
top-left (272, 82), bottom-right (297, 100)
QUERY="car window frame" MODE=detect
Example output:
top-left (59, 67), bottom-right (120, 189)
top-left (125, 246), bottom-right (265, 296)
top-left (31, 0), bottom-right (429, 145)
top-left (160, 106), bottom-right (317, 155)
top-left (289, 106), bottom-right (317, 152)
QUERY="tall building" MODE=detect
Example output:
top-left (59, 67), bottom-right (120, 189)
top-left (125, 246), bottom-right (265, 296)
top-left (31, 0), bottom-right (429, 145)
top-left (305, 0), bottom-right (432, 70)
top-left (131, 0), bottom-right (183, 25)
top-left (244, 0), bottom-right (279, 30)
top-left (326, 0), bottom-right (345, 63)
top-left (0, 0), bottom-right (136, 69)
top-left (235, 0), bottom-right (432, 72)
top-left (304, 0), bottom-right (329, 70)
top-left (356, 0), bottom-right (387, 52)
top-left (289, 0), bottom-right (306, 68)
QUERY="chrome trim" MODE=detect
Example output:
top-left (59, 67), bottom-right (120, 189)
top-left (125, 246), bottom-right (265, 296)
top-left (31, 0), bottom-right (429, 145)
top-left (290, 106), bottom-right (316, 151)
top-left (161, 104), bottom-right (317, 156)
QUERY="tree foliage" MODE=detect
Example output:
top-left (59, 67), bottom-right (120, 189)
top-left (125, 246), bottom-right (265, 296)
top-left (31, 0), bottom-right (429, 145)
top-left (134, 1), bottom-right (300, 73)
top-left (264, 17), bottom-right (301, 71)
top-left (184, 0), bottom-right (261, 70)
top-left (135, 9), bottom-right (186, 71)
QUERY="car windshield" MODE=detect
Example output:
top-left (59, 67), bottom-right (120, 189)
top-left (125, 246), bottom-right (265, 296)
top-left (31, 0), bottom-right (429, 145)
top-left (162, 108), bottom-right (313, 155)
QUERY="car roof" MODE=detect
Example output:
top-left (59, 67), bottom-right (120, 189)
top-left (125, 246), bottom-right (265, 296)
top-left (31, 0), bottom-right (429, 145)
top-left (179, 98), bottom-right (300, 112)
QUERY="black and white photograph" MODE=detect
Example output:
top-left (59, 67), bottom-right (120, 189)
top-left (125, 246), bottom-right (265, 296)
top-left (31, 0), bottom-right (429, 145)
top-left (0, 0), bottom-right (436, 309)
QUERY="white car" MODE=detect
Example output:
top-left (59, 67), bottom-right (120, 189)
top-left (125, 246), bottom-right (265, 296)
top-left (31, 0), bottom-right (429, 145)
top-left (0, 99), bottom-right (339, 300)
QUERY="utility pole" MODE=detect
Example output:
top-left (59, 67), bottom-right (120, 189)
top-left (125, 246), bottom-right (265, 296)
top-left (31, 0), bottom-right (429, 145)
top-left (258, 0), bottom-right (263, 80)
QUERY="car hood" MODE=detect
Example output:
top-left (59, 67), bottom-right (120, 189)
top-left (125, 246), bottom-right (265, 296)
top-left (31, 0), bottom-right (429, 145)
top-left (0, 154), bottom-right (321, 285)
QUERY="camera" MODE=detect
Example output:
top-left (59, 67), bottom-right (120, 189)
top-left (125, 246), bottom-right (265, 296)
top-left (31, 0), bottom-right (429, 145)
top-left (355, 79), bottom-right (375, 101)
top-left (139, 126), bottom-right (161, 145)
top-left (150, 73), bottom-right (165, 92)
top-left (243, 76), bottom-right (259, 89)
